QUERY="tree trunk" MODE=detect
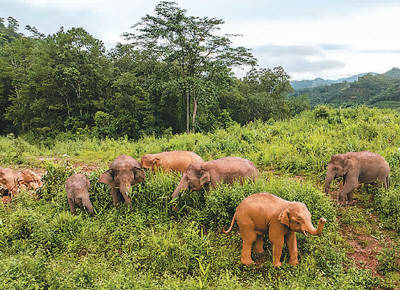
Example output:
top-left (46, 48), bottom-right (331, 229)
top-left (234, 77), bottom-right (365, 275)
top-left (192, 96), bottom-right (198, 133)
top-left (186, 89), bottom-right (190, 134)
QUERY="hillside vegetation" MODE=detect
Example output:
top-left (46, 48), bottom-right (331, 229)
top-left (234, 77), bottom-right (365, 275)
top-left (1, 107), bottom-right (399, 288)
top-left (294, 68), bottom-right (400, 108)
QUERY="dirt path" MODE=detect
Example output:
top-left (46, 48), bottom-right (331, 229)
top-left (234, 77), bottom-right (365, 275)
top-left (332, 188), bottom-right (400, 287)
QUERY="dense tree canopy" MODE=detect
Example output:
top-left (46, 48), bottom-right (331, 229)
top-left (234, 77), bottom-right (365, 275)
top-left (0, 3), bottom-right (307, 141)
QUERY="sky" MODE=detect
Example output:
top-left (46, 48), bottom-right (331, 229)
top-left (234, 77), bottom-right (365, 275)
top-left (2, 0), bottom-right (400, 80)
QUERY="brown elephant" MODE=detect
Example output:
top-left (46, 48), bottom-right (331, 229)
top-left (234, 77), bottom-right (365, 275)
top-left (0, 167), bottom-right (43, 199)
top-left (66, 173), bottom-right (94, 216)
top-left (171, 157), bottom-right (258, 198)
top-left (0, 167), bottom-right (20, 197)
top-left (18, 169), bottom-right (43, 191)
top-left (223, 193), bottom-right (326, 267)
top-left (324, 151), bottom-right (390, 204)
top-left (99, 155), bottom-right (145, 207)
top-left (141, 151), bottom-right (204, 173)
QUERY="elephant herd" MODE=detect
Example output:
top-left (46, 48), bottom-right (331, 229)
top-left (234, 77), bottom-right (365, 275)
top-left (0, 150), bottom-right (390, 267)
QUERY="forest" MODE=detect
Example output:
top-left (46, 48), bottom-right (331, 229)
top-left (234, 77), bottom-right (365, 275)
top-left (1, 1), bottom-right (400, 289)
top-left (293, 68), bottom-right (400, 109)
top-left (0, 2), bottom-right (309, 142)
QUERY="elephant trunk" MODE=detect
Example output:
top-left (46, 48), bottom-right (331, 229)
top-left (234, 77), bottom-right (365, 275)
top-left (172, 174), bottom-right (188, 199)
top-left (119, 183), bottom-right (131, 196)
top-left (303, 218), bottom-right (327, 236)
top-left (324, 171), bottom-right (335, 194)
top-left (83, 196), bottom-right (95, 217)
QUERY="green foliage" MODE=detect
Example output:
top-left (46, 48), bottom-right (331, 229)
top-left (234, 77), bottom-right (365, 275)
top-left (377, 246), bottom-right (400, 275)
top-left (0, 164), bottom-right (382, 289)
top-left (294, 68), bottom-right (400, 109)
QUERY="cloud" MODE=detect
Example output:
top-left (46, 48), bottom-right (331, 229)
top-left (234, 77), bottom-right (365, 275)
top-left (319, 44), bottom-right (351, 51)
top-left (358, 49), bottom-right (400, 54)
top-left (251, 44), bottom-right (345, 75)
top-left (252, 44), bottom-right (322, 57)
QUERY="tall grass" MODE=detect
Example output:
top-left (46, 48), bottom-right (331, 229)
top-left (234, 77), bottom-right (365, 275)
top-left (1, 106), bottom-right (399, 288)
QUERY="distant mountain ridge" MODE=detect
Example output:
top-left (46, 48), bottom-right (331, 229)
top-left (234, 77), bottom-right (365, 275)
top-left (291, 72), bottom-right (375, 90)
top-left (292, 67), bottom-right (400, 109)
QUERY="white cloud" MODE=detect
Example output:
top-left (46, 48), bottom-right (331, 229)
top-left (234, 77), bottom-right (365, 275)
top-left (223, 4), bottom-right (400, 79)
top-left (7, 0), bottom-right (400, 80)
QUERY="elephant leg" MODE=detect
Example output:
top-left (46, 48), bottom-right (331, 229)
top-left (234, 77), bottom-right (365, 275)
top-left (254, 235), bottom-right (264, 254)
top-left (110, 187), bottom-right (119, 206)
top-left (338, 179), bottom-right (358, 204)
top-left (286, 231), bottom-right (298, 266)
top-left (269, 226), bottom-right (285, 267)
top-left (68, 198), bottom-right (76, 215)
top-left (240, 226), bottom-right (256, 265)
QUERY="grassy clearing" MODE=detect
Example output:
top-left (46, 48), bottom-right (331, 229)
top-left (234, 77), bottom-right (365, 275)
top-left (1, 106), bottom-right (400, 288)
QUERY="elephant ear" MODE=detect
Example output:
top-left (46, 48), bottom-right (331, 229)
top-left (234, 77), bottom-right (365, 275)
top-left (99, 169), bottom-right (114, 184)
top-left (343, 157), bottom-right (353, 175)
top-left (278, 207), bottom-right (290, 227)
top-left (133, 167), bottom-right (146, 183)
top-left (199, 169), bottom-right (211, 187)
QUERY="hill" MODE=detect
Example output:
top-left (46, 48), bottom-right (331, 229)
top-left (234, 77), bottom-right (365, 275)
top-left (290, 73), bottom-right (373, 90)
top-left (293, 68), bottom-right (400, 107)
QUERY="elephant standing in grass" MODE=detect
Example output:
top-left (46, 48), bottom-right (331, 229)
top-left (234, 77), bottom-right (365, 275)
top-left (141, 151), bottom-right (203, 173)
top-left (324, 151), bottom-right (390, 204)
top-left (223, 193), bottom-right (326, 267)
top-left (171, 157), bottom-right (258, 198)
top-left (66, 173), bottom-right (94, 216)
top-left (99, 155), bottom-right (145, 207)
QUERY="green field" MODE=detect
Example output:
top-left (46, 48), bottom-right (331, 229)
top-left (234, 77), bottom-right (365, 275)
top-left (1, 107), bottom-right (399, 289)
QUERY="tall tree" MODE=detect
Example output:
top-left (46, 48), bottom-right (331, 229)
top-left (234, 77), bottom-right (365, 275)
top-left (3, 27), bottom-right (111, 135)
top-left (123, 1), bottom-right (255, 133)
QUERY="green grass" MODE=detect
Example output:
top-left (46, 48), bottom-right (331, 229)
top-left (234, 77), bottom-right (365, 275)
top-left (1, 106), bottom-right (400, 288)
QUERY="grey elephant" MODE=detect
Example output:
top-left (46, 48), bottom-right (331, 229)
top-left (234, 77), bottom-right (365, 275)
top-left (324, 151), bottom-right (390, 204)
top-left (99, 155), bottom-right (145, 207)
top-left (172, 157), bottom-right (258, 198)
top-left (223, 193), bottom-right (326, 267)
top-left (66, 173), bottom-right (94, 216)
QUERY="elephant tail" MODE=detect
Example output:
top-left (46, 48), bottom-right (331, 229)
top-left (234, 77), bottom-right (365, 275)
top-left (222, 212), bottom-right (237, 234)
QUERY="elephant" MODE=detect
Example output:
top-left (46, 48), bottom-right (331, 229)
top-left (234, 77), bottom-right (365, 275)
top-left (171, 157), bottom-right (258, 198)
top-left (17, 169), bottom-right (43, 191)
top-left (0, 167), bottom-right (43, 199)
top-left (66, 173), bottom-right (94, 216)
top-left (141, 151), bottom-right (204, 173)
top-left (99, 155), bottom-right (145, 207)
top-left (324, 151), bottom-right (390, 204)
top-left (0, 167), bottom-right (20, 198)
top-left (223, 193), bottom-right (326, 267)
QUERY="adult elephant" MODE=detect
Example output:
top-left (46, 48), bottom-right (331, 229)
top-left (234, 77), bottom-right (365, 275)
top-left (324, 151), bottom-right (390, 204)
top-left (223, 193), bottom-right (326, 267)
top-left (141, 151), bottom-right (203, 173)
top-left (171, 157), bottom-right (258, 198)
top-left (99, 155), bottom-right (145, 207)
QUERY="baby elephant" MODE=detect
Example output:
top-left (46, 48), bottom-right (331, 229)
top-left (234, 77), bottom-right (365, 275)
top-left (223, 193), bottom-right (326, 267)
top-left (324, 151), bottom-right (390, 204)
top-left (172, 157), bottom-right (258, 198)
top-left (66, 174), bottom-right (94, 216)
top-left (141, 151), bottom-right (204, 173)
